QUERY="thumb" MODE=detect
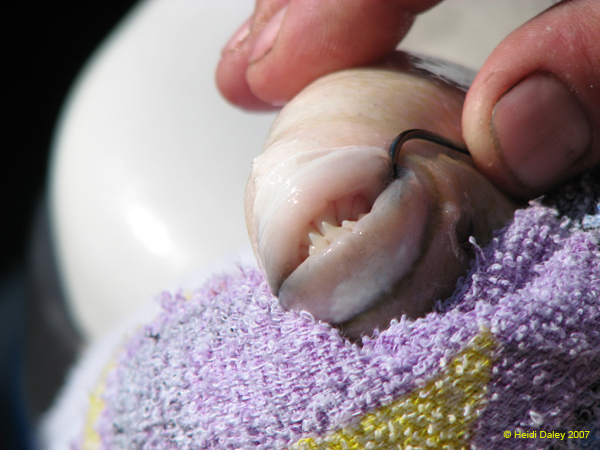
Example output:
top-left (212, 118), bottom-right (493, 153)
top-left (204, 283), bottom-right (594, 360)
top-left (463, 0), bottom-right (600, 199)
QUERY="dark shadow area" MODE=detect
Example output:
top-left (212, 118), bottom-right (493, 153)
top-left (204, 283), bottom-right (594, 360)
top-left (2, 1), bottom-right (138, 448)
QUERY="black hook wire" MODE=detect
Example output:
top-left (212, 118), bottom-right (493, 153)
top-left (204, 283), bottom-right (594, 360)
top-left (389, 129), bottom-right (470, 178)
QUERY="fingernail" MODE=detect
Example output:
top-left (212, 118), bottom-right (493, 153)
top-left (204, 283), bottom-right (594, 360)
top-left (492, 74), bottom-right (591, 191)
top-left (223, 16), bottom-right (252, 53)
top-left (249, 6), bottom-right (287, 63)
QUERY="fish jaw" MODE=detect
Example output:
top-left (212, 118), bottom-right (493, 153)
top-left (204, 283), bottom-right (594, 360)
top-left (277, 168), bottom-right (430, 324)
top-left (276, 150), bottom-right (494, 340)
top-left (334, 151), bottom-right (518, 339)
top-left (251, 144), bottom-right (391, 294)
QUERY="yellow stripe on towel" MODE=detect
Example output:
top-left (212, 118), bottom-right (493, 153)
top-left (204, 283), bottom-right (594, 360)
top-left (292, 329), bottom-right (497, 450)
top-left (82, 360), bottom-right (116, 450)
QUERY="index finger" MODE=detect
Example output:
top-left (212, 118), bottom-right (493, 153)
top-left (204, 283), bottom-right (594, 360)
top-left (216, 0), bottom-right (443, 110)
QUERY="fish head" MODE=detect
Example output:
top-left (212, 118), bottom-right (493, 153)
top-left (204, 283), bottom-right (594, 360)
top-left (245, 53), bottom-right (519, 340)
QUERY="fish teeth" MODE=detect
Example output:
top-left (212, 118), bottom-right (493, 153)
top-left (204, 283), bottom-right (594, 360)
top-left (340, 214), bottom-right (366, 231)
top-left (314, 204), bottom-right (337, 235)
top-left (322, 221), bottom-right (351, 241)
top-left (308, 232), bottom-right (329, 256)
top-left (302, 224), bottom-right (320, 247)
top-left (307, 221), bottom-right (354, 256)
top-left (305, 202), bottom-right (370, 258)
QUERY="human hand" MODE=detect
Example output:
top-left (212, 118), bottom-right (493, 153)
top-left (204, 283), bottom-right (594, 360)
top-left (216, 0), bottom-right (600, 198)
top-left (216, 0), bottom-right (442, 110)
top-left (463, 0), bottom-right (599, 198)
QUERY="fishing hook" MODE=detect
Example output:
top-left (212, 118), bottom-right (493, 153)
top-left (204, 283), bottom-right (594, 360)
top-left (389, 129), bottom-right (469, 178)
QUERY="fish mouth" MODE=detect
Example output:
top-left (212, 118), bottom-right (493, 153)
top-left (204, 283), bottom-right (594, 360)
top-left (253, 143), bottom-right (441, 327)
top-left (246, 57), bottom-right (519, 339)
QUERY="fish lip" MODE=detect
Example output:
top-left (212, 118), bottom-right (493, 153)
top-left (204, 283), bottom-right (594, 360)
top-left (277, 169), bottom-right (431, 324)
top-left (253, 145), bottom-right (391, 294)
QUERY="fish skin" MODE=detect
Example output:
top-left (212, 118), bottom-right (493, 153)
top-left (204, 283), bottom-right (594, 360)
top-left (245, 52), bottom-right (520, 340)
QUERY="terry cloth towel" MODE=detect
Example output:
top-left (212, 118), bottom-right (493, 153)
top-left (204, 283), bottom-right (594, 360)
top-left (71, 168), bottom-right (600, 450)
